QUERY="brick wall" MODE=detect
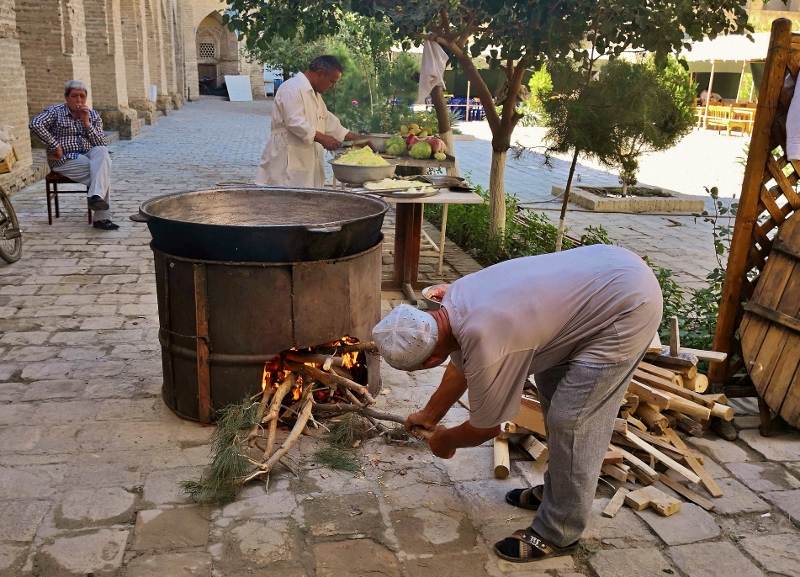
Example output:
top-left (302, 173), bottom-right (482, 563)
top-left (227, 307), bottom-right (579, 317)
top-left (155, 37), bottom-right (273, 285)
top-left (145, 0), bottom-right (168, 99)
top-left (84, 0), bottom-right (129, 110)
top-left (0, 0), bottom-right (33, 178)
top-left (16, 0), bottom-right (93, 116)
top-left (121, 0), bottom-right (151, 103)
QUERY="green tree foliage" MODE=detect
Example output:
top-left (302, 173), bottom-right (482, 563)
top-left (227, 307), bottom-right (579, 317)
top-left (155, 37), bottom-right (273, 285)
top-left (225, 0), bottom-right (756, 233)
top-left (241, 11), bottom-right (419, 133)
top-left (542, 56), bottom-right (696, 193)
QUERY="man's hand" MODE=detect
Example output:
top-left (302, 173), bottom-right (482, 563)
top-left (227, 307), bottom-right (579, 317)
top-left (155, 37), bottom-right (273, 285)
top-left (315, 132), bottom-right (341, 151)
top-left (428, 425), bottom-right (456, 459)
top-left (405, 410), bottom-right (439, 435)
top-left (76, 105), bottom-right (92, 126)
top-left (48, 146), bottom-right (64, 162)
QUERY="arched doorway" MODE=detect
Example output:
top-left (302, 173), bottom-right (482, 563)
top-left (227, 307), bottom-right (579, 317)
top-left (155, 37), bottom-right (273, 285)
top-left (195, 12), bottom-right (238, 95)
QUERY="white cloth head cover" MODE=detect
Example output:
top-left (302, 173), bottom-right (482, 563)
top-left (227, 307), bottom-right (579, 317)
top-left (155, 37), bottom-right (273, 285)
top-left (372, 304), bottom-right (438, 370)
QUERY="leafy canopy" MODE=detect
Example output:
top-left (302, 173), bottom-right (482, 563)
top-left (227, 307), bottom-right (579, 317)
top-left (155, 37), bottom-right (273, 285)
top-left (541, 56), bottom-right (696, 186)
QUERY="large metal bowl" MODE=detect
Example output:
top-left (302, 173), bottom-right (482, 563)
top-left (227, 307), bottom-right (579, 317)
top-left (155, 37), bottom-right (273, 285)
top-left (329, 160), bottom-right (397, 185)
top-left (139, 186), bottom-right (389, 262)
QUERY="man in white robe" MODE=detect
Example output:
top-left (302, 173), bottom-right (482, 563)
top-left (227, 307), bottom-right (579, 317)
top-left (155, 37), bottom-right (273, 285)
top-left (255, 55), bottom-right (363, 188)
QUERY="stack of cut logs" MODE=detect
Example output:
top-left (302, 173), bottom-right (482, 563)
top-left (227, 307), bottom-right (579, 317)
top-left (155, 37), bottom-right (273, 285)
top-left (498, 333), bottom-right (729, 519)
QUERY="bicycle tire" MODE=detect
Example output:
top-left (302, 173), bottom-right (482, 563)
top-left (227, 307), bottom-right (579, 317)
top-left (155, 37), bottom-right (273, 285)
top-left (0, 190), bottom-right (22, 263)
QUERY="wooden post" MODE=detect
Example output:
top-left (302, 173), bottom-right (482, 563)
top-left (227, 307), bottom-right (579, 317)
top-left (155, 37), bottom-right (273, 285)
top-left (710, 19), bottom-right (793, 385)
top-left (703, 60), bottom-right (716, 127)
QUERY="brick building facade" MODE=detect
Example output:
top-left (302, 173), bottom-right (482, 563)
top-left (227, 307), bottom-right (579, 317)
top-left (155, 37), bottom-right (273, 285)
top-left (0, 0), bottom-right (256, 192)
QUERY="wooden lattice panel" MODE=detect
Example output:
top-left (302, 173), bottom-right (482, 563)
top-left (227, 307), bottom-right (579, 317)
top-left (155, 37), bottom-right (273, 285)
top-left (711, 19), bottom-right (800, 387)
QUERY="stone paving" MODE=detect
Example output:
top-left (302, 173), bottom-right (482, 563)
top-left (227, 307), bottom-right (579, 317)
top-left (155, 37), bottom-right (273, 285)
top-left (0, 98), bottom-right (798, 577)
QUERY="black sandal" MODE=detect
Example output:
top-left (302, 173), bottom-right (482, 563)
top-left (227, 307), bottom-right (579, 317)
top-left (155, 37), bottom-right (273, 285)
top-left (493, 528), bottom-right (579, 563)
top-left (505, 485), bottom-right (543, 511)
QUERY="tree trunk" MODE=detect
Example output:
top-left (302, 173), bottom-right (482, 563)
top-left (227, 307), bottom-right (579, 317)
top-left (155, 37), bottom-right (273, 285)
top-left (431, 85), bottom-right (460, 177)
top-left (555, 148), bottom-right (580, 252)
top-left (489, 150), bottom-right (506, 237)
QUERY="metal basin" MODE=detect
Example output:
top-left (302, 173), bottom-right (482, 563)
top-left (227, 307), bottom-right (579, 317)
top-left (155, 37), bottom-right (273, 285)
top-left (329, 159), bottom-right (397, 185)
top-left (140, 186), bottom-right (389, 262)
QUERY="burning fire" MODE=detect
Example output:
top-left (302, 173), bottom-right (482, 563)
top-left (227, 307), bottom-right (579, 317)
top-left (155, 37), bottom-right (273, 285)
top-left (261, 336), bottom-right (368, 404)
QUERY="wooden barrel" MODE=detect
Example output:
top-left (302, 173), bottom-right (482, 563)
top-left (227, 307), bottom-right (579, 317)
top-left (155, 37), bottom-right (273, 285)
top-left (740, 214), bottom-right (800, 428)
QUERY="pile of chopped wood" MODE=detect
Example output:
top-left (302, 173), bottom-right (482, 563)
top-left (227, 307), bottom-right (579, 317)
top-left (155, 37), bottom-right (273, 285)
top-left (502, 335), bottom-right (729, 518)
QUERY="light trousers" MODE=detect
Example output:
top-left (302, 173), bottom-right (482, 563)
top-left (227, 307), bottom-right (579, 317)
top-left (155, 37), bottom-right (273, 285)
top-left (54, 146), bottom-right (112, 221)
top-left (530, 350), bottom-right (646, 547)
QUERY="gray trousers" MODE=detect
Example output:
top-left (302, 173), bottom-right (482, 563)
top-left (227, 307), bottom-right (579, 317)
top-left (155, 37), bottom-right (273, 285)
top-left (54, 146), bottom-right (112, 221)
top-left (530, 350), bottom-right (646, 547)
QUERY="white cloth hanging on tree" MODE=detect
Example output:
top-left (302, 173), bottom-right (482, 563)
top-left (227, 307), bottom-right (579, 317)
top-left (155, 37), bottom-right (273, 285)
top-left (417, 40), bottom-right (448, 104)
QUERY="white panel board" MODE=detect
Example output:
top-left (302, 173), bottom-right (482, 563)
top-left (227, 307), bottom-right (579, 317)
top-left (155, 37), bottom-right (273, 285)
top-left (225, 75), bottom-right (253, 102)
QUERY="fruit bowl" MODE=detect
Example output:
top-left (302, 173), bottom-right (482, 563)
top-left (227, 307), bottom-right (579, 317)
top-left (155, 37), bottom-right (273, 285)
top-left (328, 160), bottom-right (398, 185)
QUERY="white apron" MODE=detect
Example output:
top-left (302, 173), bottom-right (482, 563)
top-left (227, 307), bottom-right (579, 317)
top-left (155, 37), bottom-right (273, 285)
top-left (255, 73), bottom-right (349, 188)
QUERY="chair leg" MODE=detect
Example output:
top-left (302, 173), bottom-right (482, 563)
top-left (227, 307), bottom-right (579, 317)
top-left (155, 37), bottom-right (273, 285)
top-left (46, 183), bottom-right (54, 225)
top-left (86, 192), bottom-right (92, 224)
top-left (53, 183), bottom-right (60, 218)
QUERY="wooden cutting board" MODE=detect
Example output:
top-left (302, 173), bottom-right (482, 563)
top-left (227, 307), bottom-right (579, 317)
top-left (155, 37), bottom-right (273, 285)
top-left (740, 213), bottom-right (800, 427)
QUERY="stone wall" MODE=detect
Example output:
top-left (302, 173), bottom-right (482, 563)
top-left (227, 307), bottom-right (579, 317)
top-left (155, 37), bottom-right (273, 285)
top-left (16, 0), bottom-right (93, 115)
top-left (0, 0), bottom-right (33, 190)
top-left (3, 0), bottom-right (255, 190)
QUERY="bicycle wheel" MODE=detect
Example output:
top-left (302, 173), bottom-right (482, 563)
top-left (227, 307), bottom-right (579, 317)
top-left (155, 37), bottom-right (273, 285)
top-left (0, 190), bottom-right (22, 263)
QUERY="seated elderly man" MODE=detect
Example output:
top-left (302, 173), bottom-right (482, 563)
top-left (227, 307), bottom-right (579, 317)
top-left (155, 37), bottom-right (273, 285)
top-left (372, 245), bottom-right (662, 564)
top-left (29, 80), bottom-right (118, 230)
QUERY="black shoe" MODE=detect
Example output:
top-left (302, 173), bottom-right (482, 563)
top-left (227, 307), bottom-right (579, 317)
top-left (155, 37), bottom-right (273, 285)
top-left (93, 219), bottom-right (119, 230)
top-left (88, 195), bottom-right (109, 211)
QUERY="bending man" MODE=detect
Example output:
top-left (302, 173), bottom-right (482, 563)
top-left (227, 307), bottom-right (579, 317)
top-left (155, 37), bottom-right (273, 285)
top-left (29, 80), bottom-right (118, 230)
top-left (255, 55), bottom-right (366, 188)
top-left (371, 245), bottom-right (662, 564)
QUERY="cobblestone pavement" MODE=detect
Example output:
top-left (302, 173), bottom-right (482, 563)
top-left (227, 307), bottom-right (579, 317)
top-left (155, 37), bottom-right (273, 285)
top-left (0, 98), bottom-right (798, 577)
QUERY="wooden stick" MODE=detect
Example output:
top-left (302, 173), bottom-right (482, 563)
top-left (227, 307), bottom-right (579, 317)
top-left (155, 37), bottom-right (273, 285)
top-left (312, 342), bottom-right (378, 355)
top-left (286, 360), bottom-right (376, 405)
top-left (519, 435), bottom-right (548, 461)
top-left (623, 430), bottom-right (701, 483)
top-left (601, 463), bottom-right (629, 483)
top-left (493, 437), bottom-right (510, 479)
top-left (284, 350), bottom-right (345, 367)
top-left (602, 487), bottom-right (630, 518)
top-left (659, 391), bottom-right (712, 421)
top-left (669, 316), bottom-right (681, 357)
top-left (626, 413), bottom-right (650, 432)
top-left (664, 428), bottom-right (722, 497)
top-left (246, 388), bottom-right (274, 446)
top-left (683, 373), bottom-right (709, 393)
top-left (711, 402), bottom-right (734, 421)
top-left (665, 410), bottom-right (704, 437)
top-left (614, 445), bottom-right (659, 479)
top-left (248, 384), bottom-right (314, 481)
top-left (656, 476), bottom-right (715, 511)
top-left (311, 402), bottom-right (406, 425)
top-left (628, 379), bottom-right (671, 409)
top-left (634, 404), bottom-right (668, 434)
top-left (262, 373), bottom-right (297, 460)
top-left (638, 361), bottom-right (682, 383)
top-left (634, 370), bottom-right (715, 408)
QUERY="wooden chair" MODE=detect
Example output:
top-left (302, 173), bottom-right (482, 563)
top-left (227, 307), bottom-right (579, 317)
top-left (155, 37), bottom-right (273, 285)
top-left (710, 18), bottom-right (800, 434)
top-left (45, 172), bottom-right (92, 225)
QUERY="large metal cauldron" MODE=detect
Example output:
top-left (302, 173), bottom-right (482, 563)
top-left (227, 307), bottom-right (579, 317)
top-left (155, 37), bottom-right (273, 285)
top-left (140, 186), bottom-right (389, 262)
top-left (155, 241), bottom-right (383, 423)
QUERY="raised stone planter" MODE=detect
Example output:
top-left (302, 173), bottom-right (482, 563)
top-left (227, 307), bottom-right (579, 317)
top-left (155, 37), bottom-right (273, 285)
top-left (552, 185), bottom-right (705, 213)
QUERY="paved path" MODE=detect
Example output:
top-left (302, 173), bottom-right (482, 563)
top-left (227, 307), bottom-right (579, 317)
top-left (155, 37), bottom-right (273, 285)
top-left (0, 99), bottom-right (797, 577)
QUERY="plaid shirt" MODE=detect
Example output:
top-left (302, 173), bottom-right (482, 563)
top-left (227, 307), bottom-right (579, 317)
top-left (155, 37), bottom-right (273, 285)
top-left (29, 103), bottom-right (107, 168)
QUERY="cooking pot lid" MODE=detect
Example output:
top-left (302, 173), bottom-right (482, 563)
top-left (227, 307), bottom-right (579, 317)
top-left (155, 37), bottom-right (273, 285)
top-left (140, 187), bottom-right (388, 227)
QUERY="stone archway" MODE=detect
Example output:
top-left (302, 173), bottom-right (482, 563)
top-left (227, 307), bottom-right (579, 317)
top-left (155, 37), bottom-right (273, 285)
top-left (195, 12), bottom-right (238, 95)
